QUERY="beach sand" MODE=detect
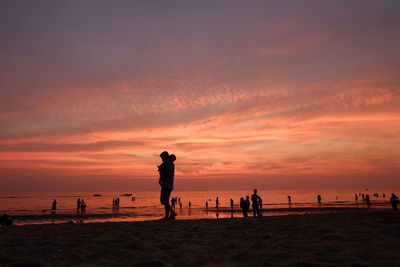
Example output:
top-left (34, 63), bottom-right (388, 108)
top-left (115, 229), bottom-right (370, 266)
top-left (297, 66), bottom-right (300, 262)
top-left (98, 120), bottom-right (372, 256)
top-left (1, 210), bottom-right (399, 266)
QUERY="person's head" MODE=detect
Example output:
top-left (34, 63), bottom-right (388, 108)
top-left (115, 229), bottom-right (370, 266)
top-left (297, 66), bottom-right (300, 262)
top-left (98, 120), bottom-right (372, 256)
top-left (246, 196), bottom-right (249, 200)
top-left (170, 154), bottom-right (176, 162)
top-left (240, 197), bottom-right (244, 201)
top-left (253, 189), bottom-right (257, 194)
top-left (159, 151), bottom-right (169, 160)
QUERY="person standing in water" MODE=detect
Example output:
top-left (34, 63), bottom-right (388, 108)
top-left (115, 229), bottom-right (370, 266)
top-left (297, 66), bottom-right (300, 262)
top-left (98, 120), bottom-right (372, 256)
top-left (230, 198), bottom-right (234, 210)
top-left (390, 193), bottom-right (399, 210)
top-left (76, 198), bottom-right (81, 214)
top-left (240, 197), bottom-right (246, 217)
top-left (365, 194), bottom-right (371, 207)
top-left (51, 199), bottom-right (57, 214)
top-left (216, 197), bottom-right (219, 209)
top-left (158, 151), bottom-right (176, 220)
top-left (251, 189), bottom-right (261, 217)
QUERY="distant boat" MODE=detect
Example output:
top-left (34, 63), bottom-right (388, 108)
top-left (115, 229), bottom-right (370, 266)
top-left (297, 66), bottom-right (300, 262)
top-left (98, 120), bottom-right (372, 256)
top-left (93, 194), bottom-right (102, 197)
top-left (120, 193), bottom-right (132, 197)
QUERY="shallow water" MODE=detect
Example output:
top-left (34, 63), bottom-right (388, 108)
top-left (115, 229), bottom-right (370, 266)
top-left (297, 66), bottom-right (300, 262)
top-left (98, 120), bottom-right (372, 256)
top-left (0, 189), bottom-right (397, 225)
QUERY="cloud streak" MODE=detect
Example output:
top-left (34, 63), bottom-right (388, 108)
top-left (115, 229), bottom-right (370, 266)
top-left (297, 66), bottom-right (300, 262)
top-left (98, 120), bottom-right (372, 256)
top-left (1, 1), bottom-right (400, 189)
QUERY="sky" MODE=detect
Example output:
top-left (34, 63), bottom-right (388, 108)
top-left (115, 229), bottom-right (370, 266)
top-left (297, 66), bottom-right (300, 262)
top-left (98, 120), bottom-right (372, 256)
top-left (1, 1), bottom-right (400, 192)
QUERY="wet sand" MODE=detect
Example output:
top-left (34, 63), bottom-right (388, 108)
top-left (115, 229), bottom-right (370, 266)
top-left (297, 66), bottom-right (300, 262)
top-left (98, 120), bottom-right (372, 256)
top-left (1, 209), bottom-right (399, 266)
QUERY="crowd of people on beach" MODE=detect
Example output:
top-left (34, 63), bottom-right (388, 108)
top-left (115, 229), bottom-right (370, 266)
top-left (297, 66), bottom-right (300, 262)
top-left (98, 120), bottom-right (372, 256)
top-left (1, 151), bottom-right (399, 226)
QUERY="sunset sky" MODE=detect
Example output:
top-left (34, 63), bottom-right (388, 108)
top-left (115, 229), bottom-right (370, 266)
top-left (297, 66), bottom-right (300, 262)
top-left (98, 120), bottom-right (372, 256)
top-left (1, 1), bottom-right (400, 192)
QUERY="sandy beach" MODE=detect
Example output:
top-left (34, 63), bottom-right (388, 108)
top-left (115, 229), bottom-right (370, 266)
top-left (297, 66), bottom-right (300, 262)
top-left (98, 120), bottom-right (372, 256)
top-left (1, 209), bottom-right (399, 266)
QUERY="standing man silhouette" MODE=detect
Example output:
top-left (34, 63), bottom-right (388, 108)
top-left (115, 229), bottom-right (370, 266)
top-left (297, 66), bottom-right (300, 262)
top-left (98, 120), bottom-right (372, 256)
top-left (158, 151), bottom-right (176, 220)
top-left (251, 189), bottom-right (261, 217)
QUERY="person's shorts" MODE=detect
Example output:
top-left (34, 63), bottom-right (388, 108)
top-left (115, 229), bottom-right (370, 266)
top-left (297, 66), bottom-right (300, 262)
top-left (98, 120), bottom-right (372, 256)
top-left (160, 187), bottom-right (172, 205)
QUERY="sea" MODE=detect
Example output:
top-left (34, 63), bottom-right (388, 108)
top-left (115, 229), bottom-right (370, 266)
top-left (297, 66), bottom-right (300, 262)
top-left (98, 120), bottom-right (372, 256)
top-left (0, 189), bottom-right (397, 225)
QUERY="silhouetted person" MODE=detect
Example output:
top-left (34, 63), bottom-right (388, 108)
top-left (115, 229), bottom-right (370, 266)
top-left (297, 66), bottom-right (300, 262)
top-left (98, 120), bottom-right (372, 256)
top-left (355, 194), bottom-right (358, 201)
top-left (81, 199), bottom-right (86, 213)
top-left (240, 197), bottom-right (247, 217)
top-left (205, 201), bottom-right (208, 210)
top-left (365, 194), bottom-right (371, 207)
top-left (317, 195), bottom-right (322, 204)
top-left (0, 214), bottom-right (13, 226)
top-left (390, 193), bottom-right (399, 210)
top-left (362, 193), bottom-right (365, 200)
top-left (216, 197), bottom-right (219, 209)
top-left (383, 193), bottom-right (386, 198)
top-left (158, 151), bottom-right (176, 220)
top-left (189, 201), bottom-right (192, 208)
top-left (77, 198), bottom-right (81, 213)
top-left (51, 199), bottom-right (57, 214)
top-left (171, 197), bottom-right (176, 211)
top-left (230, 198), bottom-right (234, 210)
top-left (244, 196), bottom-right (250, 217)
top-left (287, 195), bottom-right (291, 204)
top-left (251, 189), bottom-right (261, 217)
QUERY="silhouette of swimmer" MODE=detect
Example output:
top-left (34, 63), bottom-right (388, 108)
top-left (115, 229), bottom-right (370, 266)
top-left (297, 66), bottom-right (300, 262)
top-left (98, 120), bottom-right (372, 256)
top-left (390, 193), bottom-right (399, 210)
top-left (355, 194), bottom-right (358, 201)
top-left (205, 201), bottom-right (208, 210)
top-left (51, 199), bottom-right (57, 214)
top-left (365, 194), bottom-right (371, 207)
top-left (0, 213), bottom-right (13, 226)
top-left (317, 195), bottom-right (322, 204)
top-left (230, 198), bottom-right (234, 210)
top-left (189, 201), bottom-right (192, 208)
top-left (158, 151), bottom-right (176, 220)
top-left (251, 189), bottom-right (262, 217)
top-left (287, 195), bottom-right (292, 203)
top-left (216, 197), bottom-right (219, 209)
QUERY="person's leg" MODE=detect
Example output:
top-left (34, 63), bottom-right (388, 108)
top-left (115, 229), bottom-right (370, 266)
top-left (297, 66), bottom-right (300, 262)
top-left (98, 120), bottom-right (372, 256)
top-left (160, 188), bottom-right (169, 219)
top-left (164, 203), bottom-right (170, 218)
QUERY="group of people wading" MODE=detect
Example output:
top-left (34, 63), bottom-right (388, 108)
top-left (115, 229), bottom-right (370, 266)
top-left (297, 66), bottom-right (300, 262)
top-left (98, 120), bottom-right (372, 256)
top-left (158, 151), bottom-right (265, 220)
